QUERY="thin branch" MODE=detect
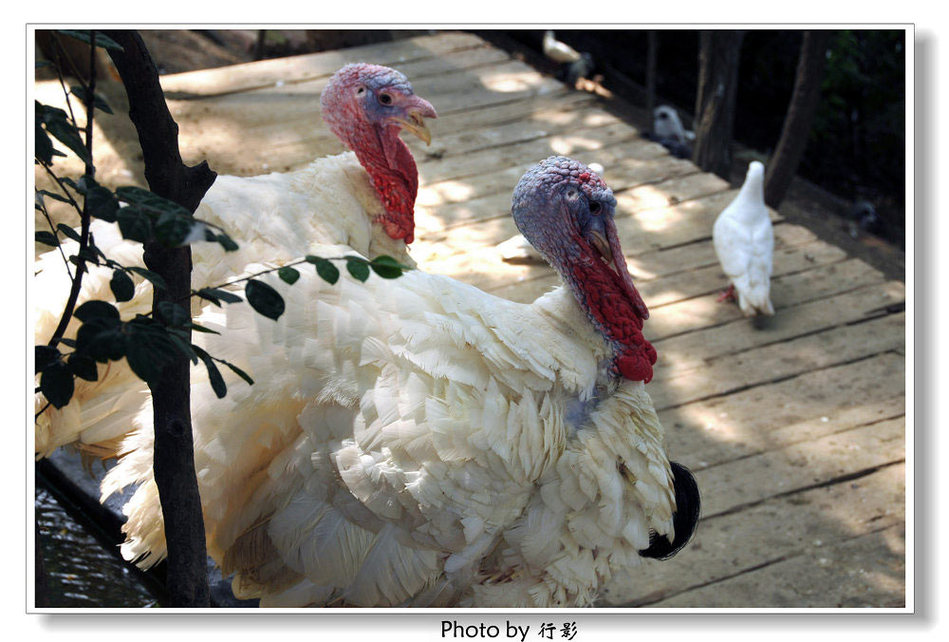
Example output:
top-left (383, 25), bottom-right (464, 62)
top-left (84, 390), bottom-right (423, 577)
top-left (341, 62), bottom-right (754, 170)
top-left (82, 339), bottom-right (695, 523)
top-left (34, 190), bottom-right (74, 282)
top-left (44, 31), bottom-right (99, 349)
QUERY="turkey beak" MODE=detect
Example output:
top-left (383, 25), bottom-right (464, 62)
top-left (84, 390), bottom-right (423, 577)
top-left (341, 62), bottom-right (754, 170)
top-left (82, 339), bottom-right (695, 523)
top-left (589, 230), bottom-right (613, 266)
top-left (395, 96), bottom-right (437, 146)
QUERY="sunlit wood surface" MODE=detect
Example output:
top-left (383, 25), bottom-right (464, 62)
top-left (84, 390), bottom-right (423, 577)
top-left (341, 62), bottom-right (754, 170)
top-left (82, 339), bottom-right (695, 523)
top-left (35, 31), bottom-right (906, 609)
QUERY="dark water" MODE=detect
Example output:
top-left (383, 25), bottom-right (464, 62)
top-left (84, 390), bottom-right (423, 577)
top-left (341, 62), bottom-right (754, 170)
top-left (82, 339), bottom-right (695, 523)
top-left (34, 485), bottom-right (159, 608)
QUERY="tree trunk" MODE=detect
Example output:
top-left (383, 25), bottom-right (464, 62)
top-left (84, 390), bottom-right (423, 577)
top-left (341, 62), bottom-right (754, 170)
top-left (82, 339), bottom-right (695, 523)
top-left (104, 30), bottom-right (217, 607)
top-left (764, 30), bottom-right (834, 208)
top-left (692, 30), bottom-right (745, 179)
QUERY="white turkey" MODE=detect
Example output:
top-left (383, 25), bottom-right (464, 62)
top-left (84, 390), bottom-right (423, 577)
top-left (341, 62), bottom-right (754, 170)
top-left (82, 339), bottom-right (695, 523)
top-left (712, 160), bottom-right (775, 317)
top-left (34, 63), bottom-right (437, 456)
top-left (102, 156), bottom-right (700, 608)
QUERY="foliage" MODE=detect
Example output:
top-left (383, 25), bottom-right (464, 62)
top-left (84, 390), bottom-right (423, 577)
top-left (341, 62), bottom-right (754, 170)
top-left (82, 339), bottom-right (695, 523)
top-left (34, 29), bottom-right (409, 415)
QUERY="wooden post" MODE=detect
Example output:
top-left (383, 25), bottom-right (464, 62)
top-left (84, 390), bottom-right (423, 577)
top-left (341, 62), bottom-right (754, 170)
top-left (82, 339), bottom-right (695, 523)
top-left (764, 31), bottom-right (835, 209)
top-left (692, 30), bottom-right (745, 180)
top-left (646, 31), bottom-right (658, 130)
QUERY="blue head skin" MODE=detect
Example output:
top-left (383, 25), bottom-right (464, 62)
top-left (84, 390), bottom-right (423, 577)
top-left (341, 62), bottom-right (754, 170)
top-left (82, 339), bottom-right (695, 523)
top-left (512, 156), bottom-right (656, 382)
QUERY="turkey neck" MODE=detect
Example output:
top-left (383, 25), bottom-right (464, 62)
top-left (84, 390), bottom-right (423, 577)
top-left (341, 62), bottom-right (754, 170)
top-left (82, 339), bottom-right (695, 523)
top-left (554, 241), bottom-right (657, 383)
top-left (355, 131), bottom-right (418, 244)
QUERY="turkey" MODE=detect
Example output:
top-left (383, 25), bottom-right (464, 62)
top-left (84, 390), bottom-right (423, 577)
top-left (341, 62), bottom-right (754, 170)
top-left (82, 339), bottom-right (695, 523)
top-left (712, 160), bottom-right (775, 317)
top-left (34, 62), bottom-right (437, 456)
top-left (102, 156), bottom-right (700, 608)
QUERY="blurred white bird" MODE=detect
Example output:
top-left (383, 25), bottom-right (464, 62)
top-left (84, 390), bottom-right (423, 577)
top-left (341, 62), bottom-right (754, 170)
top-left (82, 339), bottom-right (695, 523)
top-left (712, 161), bottom-right (775, 317)
top-left (542, 31), bottom-right (595, 87)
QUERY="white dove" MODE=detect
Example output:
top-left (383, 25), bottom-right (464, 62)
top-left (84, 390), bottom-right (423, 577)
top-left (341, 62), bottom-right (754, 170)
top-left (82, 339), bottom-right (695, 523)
top-left (712, 161), bottom-right (775, 317)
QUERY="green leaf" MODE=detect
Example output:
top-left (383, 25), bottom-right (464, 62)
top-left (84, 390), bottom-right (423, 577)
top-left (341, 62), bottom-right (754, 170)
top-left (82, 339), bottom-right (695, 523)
top-left (306, 255), bottom-right (339, 285)
top-left (74, 300), bottom-right (120, 322)
top-left (203, 229), bottom-right (239, 252)
top-left (165, 330), bottom-right (198, 364)
top-left (41, 106), bottom-right (90, 164)
top-left (116, 207), bottom-right (153, 243)
top-left (110, 269), bottom-right (135, 302)
top-left (115, 186), bottom-right (191, 218)
top-left (156, 301), bottom-right (190, 327)
top-left (245, 279), bottom-right (285, 320)
top-left (35, 345), bottom-right (61, 374)
top-left (369, 255), bottom-right (408, 279)
top-left (75, 245), bottom-right (101, 265)
top-left (74, 317), bottom-right (125, 362)
top-left (35, 120), bottom-right (55, 165)
top-left (67, 354), bottom-right (99, 382)
top-left (121, 318), bottom-right (183, 383)
top-left (56, 223), bottom-right (82, 243)
top-left (86, 184), bottom-right (119, 222)
top-left (127, 267), bottom-right (168, 292)
top-left (195, 287), bottom-right (243, 306)
top-left (37, 189), bottom-right (70, 204)
top-left (57, 30), bottom-right (124, 52)
top-left (69, 85), bottom-right (114, 114)
top-left (346, 257), bottom-right (371, 282)
top-left (40, 361), bottom-right (74, 409)
top-left (220, 359), bottom-right (254, 386)
top-left (35, 231), bottom-right (59, 247)
top-left (188, 322), bottom-right (221, 335)
top-left (278, 266), bottom-right (300, 285)
top-left (155, 210), bottom-right (199, 247)
top-left (191, 345), bottom-right (227, 399)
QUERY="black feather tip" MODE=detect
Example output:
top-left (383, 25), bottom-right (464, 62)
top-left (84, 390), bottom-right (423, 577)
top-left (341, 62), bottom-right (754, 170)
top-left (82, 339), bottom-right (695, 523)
top-left (638, 462), bottom-right (701, 560)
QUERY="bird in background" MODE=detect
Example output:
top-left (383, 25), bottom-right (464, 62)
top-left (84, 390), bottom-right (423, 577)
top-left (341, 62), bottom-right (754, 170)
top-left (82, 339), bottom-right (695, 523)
top-left (101, 156), bottom-right (700, 608)
top-left (542, 30), bottom-right (595, 88)
top-left (712, 160), bottom-right (775, 317)
top-left (34, 62), bottom-right (437, 457)
top-left (645, 105), bottom-right (694, 159)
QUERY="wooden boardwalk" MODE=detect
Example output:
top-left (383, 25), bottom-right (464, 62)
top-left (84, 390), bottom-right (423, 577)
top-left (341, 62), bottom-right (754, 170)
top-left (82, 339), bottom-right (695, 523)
top-left (37, 31), bottom-right (907, 609)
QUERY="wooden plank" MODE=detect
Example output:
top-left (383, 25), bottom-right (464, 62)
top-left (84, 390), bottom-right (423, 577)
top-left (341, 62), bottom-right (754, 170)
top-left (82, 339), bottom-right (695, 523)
top-left (638, 241), bottom-right (851, 309)
top-left (650, 262), bottom-right (896, 379)
top-left (602, 463), bottom-right (905, 607)
top-left (673, 395), bottom-right (905, 470)
top-left (698, 417), bottom-right (904, 517)
top-left (650, 523), bottom-right (905, 608)
top-left (419, 172), bottom-right (740, 257)
top-left (417, 131), bottom-right (694, 212)
top-left (487, 229), bottom-right (850, 308)
top-left (481, 222), bottom-right (827, 303)
top-left (647, 272), bottom-right (900, 345)
top-left (158, 31), bottom-right (490, 96)
top-left (657, 352), bottom-right (905, 468)
top-left (649, 312), bottom-right (905, 409)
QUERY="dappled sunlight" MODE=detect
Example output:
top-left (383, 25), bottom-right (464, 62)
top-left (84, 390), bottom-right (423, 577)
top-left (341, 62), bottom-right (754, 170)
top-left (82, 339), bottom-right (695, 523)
top-left (416, 181), bottom-right (476, 207)
top-left (548, 132), bottom-right (607, 156)
top-left (479, 69), bottom-right (550, 93)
